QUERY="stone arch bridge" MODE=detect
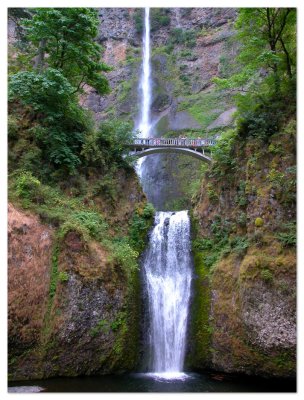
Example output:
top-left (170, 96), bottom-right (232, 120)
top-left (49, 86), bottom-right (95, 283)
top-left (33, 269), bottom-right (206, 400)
top-left (126, 137), bottom-right (216, 162)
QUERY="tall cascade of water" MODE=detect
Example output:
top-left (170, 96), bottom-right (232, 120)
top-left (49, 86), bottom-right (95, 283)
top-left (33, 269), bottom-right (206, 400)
top-left (142, 211), bottom-right (192, 378)
top-left (136, 8), bottom-right (193, 379)
top-left (135, 7), bottom-right (152, 177)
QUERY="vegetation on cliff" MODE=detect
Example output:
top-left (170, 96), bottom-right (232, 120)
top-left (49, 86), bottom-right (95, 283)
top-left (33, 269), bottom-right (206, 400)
top-left (8, 6), bottom-right (297, 381)
top-left (8, 8), bottom-right (155, 379)
top-left (191, 8), bottom-right (296, 377)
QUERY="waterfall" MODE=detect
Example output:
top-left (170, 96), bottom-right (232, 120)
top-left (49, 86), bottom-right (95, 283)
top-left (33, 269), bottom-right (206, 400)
top-left (142, 211), bottom-right (192, 379)
top-left (136, 7), bottom-right (152, 177)
top-left (135, 8), bottom-right (193, 380)
top-left (137, 7), bottom-right (152, 139)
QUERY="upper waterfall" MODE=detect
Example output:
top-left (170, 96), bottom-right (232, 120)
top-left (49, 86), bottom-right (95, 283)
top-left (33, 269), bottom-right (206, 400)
top-left (136, 7), bottom-right (152, 139)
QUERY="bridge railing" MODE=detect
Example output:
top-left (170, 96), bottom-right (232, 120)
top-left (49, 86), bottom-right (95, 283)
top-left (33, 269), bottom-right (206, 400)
top-left (130, 137), bottom-right (216, 147)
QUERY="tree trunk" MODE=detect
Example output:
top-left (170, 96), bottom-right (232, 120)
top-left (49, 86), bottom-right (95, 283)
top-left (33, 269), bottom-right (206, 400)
top-left (280, 37), bottom-right (293, 78)
top-left (34, 38), bottom-right (47, 71)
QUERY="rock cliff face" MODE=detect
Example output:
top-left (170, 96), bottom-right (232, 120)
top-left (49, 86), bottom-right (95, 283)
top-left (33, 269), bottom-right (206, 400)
top-left (8, 8), bottom-right (296, 381)
top-left (82, 8), bottom-right (238, 209)
top-left (190, 121), bottom-right (296, 377)
top-left (8, 168), bottom-right (147, 380)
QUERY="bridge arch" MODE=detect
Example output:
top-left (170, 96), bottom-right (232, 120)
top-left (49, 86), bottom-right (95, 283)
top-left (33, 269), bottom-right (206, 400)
top-left (129, 147), bottom-right (212, 163)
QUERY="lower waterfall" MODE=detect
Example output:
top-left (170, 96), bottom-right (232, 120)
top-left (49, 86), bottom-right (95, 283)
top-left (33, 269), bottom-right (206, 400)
top-left (142, 211), bottom-right (192, 379)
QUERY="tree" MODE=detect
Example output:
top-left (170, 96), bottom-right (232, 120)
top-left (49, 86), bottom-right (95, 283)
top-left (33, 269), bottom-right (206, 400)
top-left (9, 68), bottom-right (92, 175)
top-left (82, 120), bottom-right (135, 171)
top-left (214, 8), bottom-right (296, 96)
top-left (23, 8), bottom-right (111, 95)
top-left (213, 8), bottom-right (296, 140)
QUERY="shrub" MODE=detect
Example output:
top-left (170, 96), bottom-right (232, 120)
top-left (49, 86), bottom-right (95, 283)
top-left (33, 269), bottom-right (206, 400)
top-left (129, 203), bottom-right (155, 253)
top-left (150, 9), bottom-right (170, 32)
top-left (261, 269), bottom-right (273, 283)
top-left (134, 9), bottom-right (143, 33)
top-left (71, 211), bottom-right (108, 240)
top-left (276, 222), bottom-right (296, 247)
top-left (15, 171), bottom-right (41, 200)
top-left (169, 28), bottom-right (196, 47)
top-left (58, 271), bottom-right (69, 282)
top-left (230, 236), bottom-right (249, 256)
top-left (82, 120), bottom-right (134, 171)
top-left (206, 183), bottom-right (218, 203)
top-left (8, 115), bottom-right (19, 139)
top-left (90, 319), bottom-right (110, 337)
top-left (110, 239), bottom-right (139, 279)
top-left (237, 180), bottom-right (247, 206)
top-left (209, 129), bottom-right (237, 178)
top-left (237, 212), bottom-right (247, 227)
top-left (255, 217), bottom-right (264, 227)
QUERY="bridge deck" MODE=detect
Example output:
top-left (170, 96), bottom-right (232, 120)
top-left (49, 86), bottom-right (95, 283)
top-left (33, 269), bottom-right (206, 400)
top-left (128, 137), bottom-right (216, 149)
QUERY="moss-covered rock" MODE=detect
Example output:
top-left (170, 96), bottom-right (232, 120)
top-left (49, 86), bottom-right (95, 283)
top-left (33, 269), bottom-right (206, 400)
top-left (192, 119), bottom-right (296, 378)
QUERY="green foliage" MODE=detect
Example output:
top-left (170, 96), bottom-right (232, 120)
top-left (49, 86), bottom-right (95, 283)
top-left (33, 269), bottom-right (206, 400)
top-left (91, 174), bottom-right (118, 204)
top-left (150, 9), bottom-right (170, 31)
top-left (237, 212), bottom-right (247, 227)
top-left (55, 208), bottom-right (107, 244)
top-left (8, 8), bottom-right (113, 179)
top-left (178, 91), bottom-right (232, 130)
top-left (110, 312), bottom-right (126, 332)
top-left (8, 115), bottom-right (19, 139)
top-left (134, 9), bottom-right (144, 34)
top-left (109, 239), bottom-right (139, 279)
top-left (267, 168), bottom-right (285, 189)
top-left (206, 183), bottom-right (218, 203)
top-left (9, 68), bottom-right (74, 110)
top-left (58, 271), bottom-right (69, 282)
top-left (23, 8), bottom-right (111, 94)
top-left (276, 222), bottom-right (296, 247)
top-left (71, 211), bottom-right (108, 240)
top-left (237, 98), bottom-right (284, 141)
top-left (188, 251), bottom-right (212, 367)
top-left (50, 245), bottom-right (59, 301)
top-left (214, 8), bottom-right (296, 141)
top-left (9, 68), bottom-right (92, 174)
top-left (230, 236), bottom-right (249, 256)
top-left (209, 129), bottom-right (237, 178)
top-left (14, 171), bottom-right (41, 200)
top-left (129, 203), bottom-right (155, 253)
top-left (255, 217), bottom-right (264, 228)
top-left (236, 180), bottom-right (247, 206)
top-left (82, 120), bottom-right (135, 171)
top-left (90, 319), bottom-right (110, 337)
top-left (214, 8), bottom-right (296, 93)
top-left (169, 28), bottom-right (196, 48)
top-left (261, 269), bottom-right (273, 283)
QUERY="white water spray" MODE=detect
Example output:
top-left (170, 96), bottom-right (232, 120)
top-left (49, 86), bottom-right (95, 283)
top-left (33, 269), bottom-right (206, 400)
top-left (143, 211), bottom-right (192, 379)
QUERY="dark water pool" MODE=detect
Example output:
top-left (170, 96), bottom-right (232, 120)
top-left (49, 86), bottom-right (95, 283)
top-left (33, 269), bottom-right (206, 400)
top-left (8, 371), bottom-right (296, 393)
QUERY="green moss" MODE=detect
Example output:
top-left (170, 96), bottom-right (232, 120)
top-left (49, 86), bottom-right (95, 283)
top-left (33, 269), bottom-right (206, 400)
top-left (187, 250), bottom-right (212, 368)
top-left (178, 90), bottom-right (233, 130)
top-left (128, 203), bottom-right (155, 254)
top-left (90, 319), bottom-right (111, 337)
top-left (186, 214), bottom-right (212, 369)
top-left (49, 244), bottom-right (59, 302)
